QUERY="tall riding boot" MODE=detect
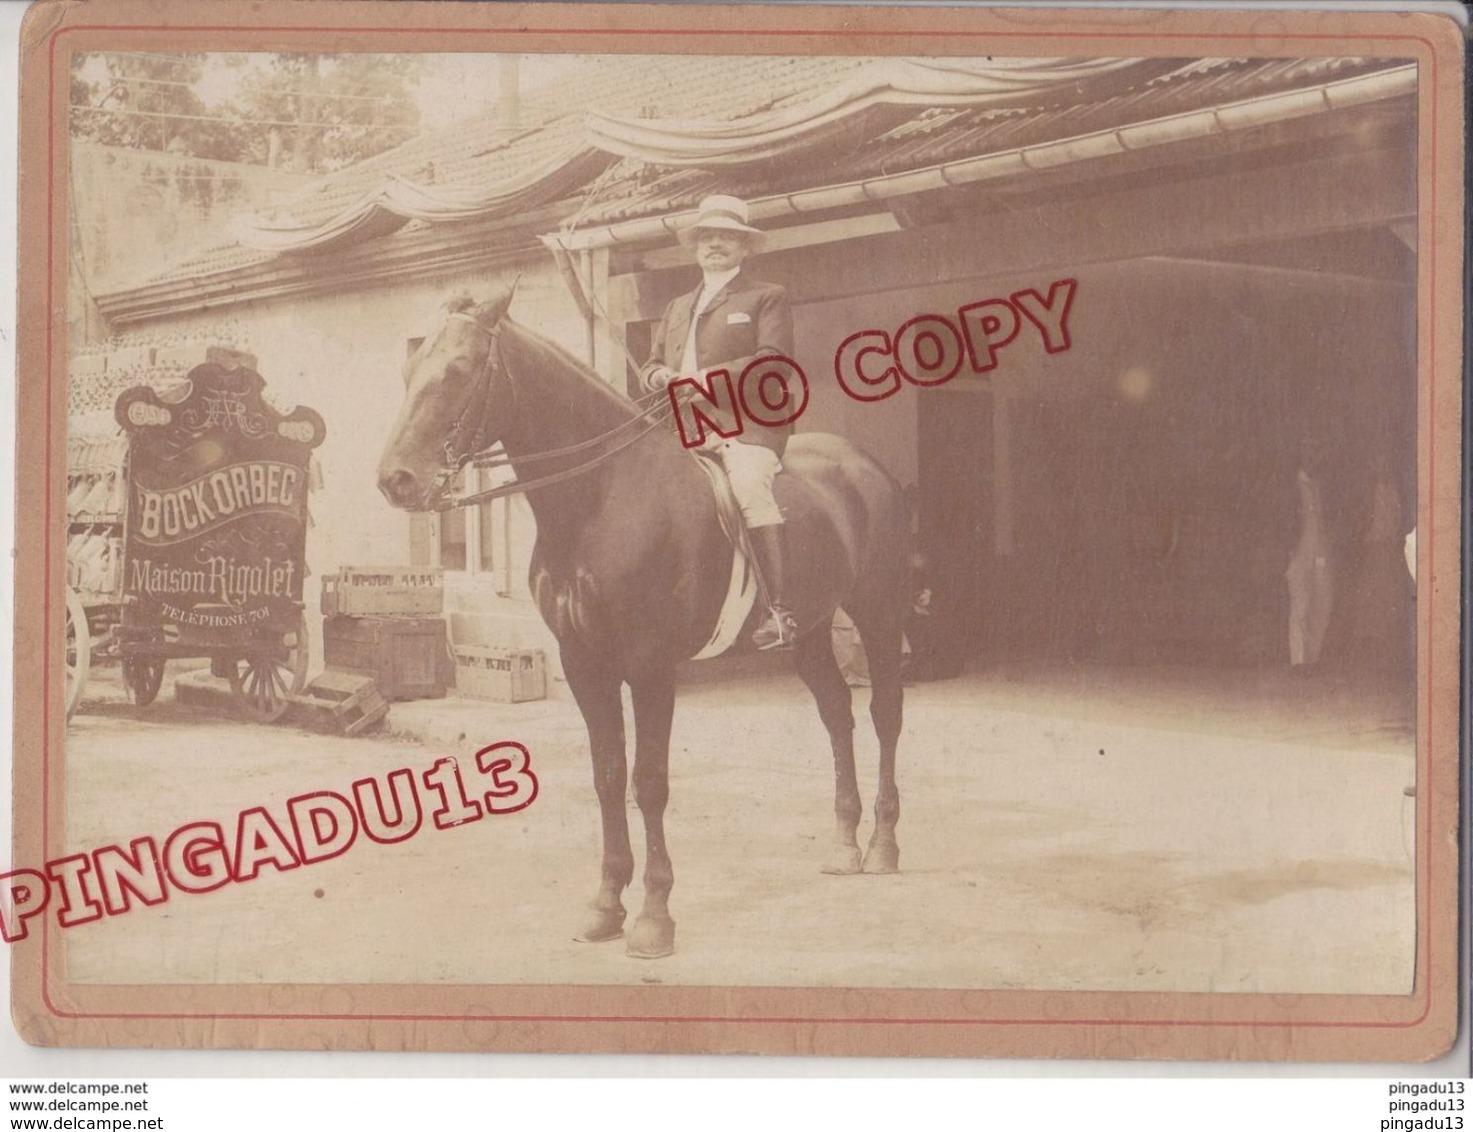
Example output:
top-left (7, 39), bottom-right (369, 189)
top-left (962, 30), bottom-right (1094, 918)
top-left (750, 524), bottom-right (797, 650)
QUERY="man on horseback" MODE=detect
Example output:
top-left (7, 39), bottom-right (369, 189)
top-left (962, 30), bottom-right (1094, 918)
top-left (379, 242), bottom-right (911, 951)
top-left (640, 195), bottom-right (798, 650)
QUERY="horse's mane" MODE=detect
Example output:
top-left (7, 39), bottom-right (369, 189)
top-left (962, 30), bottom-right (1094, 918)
top-left (432, 289), bottom-right (641, 422)
top-left (500, 316), bottom-right (641, 420)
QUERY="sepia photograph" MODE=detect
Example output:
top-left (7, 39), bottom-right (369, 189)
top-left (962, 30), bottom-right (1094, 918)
top-left (10, 2), bottom-right (1463, 1060)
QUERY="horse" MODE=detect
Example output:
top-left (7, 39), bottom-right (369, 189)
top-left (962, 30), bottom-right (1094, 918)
top-left (377, 284), bottom-right (910, 958)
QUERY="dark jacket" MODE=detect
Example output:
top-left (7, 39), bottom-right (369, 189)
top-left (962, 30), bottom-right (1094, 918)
top-left (640, 273), bottom-right (794, 455)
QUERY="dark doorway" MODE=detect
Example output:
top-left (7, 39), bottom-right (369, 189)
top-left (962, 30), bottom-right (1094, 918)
top-left (916, 386), bottom-right (993, 671)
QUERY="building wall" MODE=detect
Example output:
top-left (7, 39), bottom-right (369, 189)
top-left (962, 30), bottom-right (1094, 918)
top-left (100, 254), bottom-right (592, 672)
top-left (68, 144), bottom-right (308, 343)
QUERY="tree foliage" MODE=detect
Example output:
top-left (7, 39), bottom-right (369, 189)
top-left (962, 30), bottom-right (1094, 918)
top-left (70, 53), bottom-right (421, 173)
top-left (231, 54), bottom-right (420, 172)
top-left (69, 53), bottom-right (251, 160)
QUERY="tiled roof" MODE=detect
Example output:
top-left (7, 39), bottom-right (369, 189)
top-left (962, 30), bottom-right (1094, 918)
top-left (571, 56), bottom-right (1405, 226)
top-left (104, 53), bottom-right (1406, 296)
top-left (120, 55), bottom-right (872, 287)
top-left (857, 55), bottom-right (1389, 171)
top-left (272, 54), bottom-right (873, 227)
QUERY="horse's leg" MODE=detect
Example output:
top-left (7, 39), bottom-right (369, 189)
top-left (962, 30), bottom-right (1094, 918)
top-left (793, 628), bottom-right (862, 875)
top-left (626, 674), bottom-right (677, 958)
top-left (563, 649), bottom-right (632, 943)
top-left (849, 613), bottom-right (903, 874)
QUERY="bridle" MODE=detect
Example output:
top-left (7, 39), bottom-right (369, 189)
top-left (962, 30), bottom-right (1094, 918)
top-left (425, 311), bottom-right (676, 512)
top-left (433, 311), bottom-right (506, 484)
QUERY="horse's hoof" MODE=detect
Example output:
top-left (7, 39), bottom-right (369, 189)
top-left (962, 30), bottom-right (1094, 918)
top-left (821, 846), bottom-right (863, 875)
top-left (626, 915), bottom-right (675, 959)
top-left (574, 906), bottom-right (626, 943)
top-left (862, 843), bottom-right (900, 874)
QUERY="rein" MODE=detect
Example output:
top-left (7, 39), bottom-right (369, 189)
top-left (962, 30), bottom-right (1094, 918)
top-left (430, 313), bottom-right (675, 512)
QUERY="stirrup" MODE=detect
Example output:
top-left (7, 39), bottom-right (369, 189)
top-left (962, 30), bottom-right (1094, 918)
top-left (753, 605), bottom-right (798, 650)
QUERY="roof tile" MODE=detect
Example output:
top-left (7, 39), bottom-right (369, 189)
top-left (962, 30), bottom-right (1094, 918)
top-left (107, 54), bottom-right (1404, 295)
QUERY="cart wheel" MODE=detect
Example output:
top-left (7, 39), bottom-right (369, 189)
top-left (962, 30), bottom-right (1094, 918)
top-left (227, 613), bottom-right (309, 724)
top-left (122, 657), bottom-right (166, 706)
top-left (64, 587), bottom-right (90, 720)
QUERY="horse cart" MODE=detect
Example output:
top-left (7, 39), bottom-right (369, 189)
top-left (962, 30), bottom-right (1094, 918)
top-left (64, 355), bottom-right (325, 723)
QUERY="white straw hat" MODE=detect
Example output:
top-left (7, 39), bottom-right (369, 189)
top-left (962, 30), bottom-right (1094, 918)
top-left (677, 195), bottom-right (766, 252)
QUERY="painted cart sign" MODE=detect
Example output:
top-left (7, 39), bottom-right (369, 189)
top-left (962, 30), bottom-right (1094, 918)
top-left (114, 359), bottom-right (325, 636)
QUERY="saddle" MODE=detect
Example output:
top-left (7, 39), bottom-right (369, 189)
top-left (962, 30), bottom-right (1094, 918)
top-left (690, 450), bottom-right (760, 660)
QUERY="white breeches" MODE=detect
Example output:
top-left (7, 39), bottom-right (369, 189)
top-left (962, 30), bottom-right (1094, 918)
top-left (714, 439), bottom-right (783, 528)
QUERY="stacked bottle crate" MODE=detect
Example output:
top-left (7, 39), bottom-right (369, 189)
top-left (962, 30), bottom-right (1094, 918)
top-left (319, 567), bottom-right (452, 700)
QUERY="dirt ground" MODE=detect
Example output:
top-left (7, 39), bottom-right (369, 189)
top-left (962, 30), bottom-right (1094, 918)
top-left (55, 658), bottom-right (1416, 996)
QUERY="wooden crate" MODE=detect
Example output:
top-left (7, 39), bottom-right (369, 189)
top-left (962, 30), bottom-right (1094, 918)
top-left (290, 670), bottom-right (389, 736)
top-left (323, 616), bottom-right (451, 700)
top-left (321, 565), bottom-right (444, 617)
top-left (454, 646), bottom-right (547, 703)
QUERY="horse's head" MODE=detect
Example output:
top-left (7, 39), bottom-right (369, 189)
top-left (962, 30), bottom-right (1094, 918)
top-left (377, 283), bottom-right (517, 511)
